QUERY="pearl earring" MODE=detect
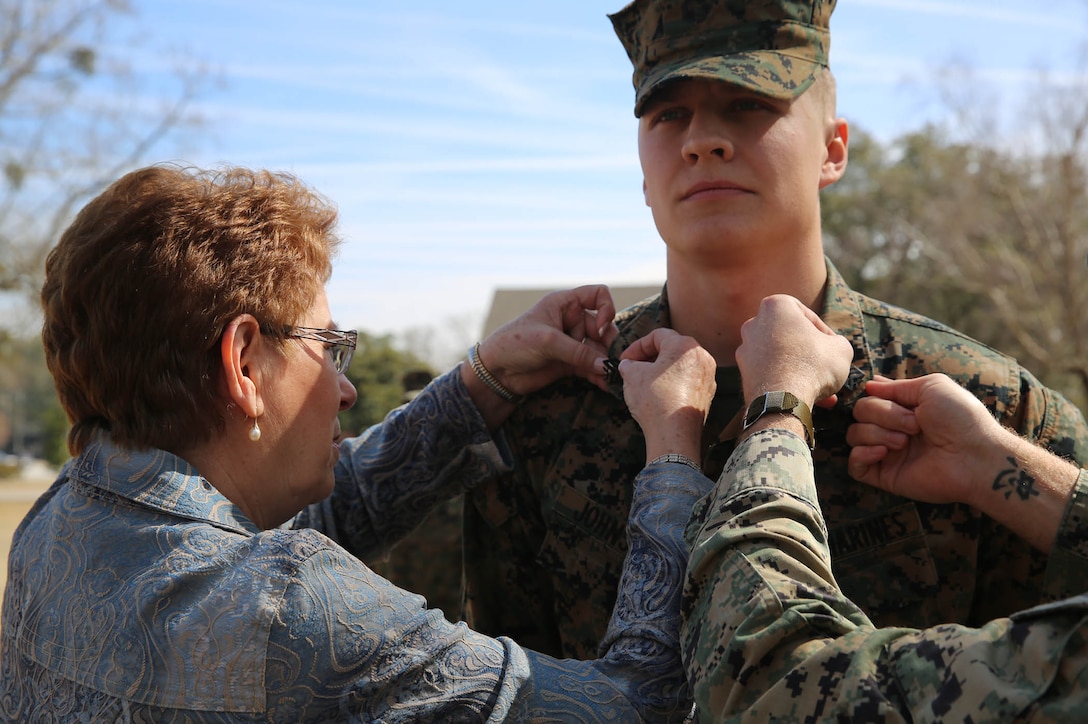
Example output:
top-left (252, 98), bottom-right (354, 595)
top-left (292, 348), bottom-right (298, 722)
top-left (249, 419), bottom-right (261, 442)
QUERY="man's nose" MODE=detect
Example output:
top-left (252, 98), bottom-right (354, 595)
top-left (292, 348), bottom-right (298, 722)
top-left (681, 113), bottom-right (733, 163)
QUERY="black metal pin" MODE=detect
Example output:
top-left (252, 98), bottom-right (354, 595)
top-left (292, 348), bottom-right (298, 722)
top-left (603, 357), bottom-right (621, 386)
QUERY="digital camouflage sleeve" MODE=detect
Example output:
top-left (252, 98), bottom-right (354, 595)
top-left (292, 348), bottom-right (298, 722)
top-left (462, 260), bottom-right (1088, 660)
top-left (683, 427), bottom-right (1088, 722)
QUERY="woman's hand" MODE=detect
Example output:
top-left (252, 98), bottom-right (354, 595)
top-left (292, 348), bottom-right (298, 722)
top-left (619, 329), bottom-right (716, 462)
top-left (463, 284), bottom-right (619, 427)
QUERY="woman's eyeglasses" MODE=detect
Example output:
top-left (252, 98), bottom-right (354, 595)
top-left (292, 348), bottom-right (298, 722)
top-left (287, 326), bottom-right (357, 375)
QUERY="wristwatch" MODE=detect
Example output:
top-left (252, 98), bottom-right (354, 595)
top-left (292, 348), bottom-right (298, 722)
top-left (742, 390), bottom-right (815, 450)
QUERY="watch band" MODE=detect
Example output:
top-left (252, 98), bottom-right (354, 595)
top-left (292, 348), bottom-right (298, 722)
top-left (742, 390), bottom-right (815, 450)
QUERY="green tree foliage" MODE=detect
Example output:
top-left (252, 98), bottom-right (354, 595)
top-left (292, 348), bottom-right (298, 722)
top-left (0, 333), bottom-right (66, 465)
top-left (823, 112), bottom-right (1088, 411)
top-left (338, 331), bottom-right (436, 437)
top-left (823, 126), bottom-right (993, 326)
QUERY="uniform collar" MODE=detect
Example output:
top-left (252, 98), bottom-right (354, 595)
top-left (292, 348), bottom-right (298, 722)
top-left (819, 258), bottom-right (874, 401)
top-left (602, 261), bottom-right (872, 403)
top-left (602, 283), bottom-right (670, 400)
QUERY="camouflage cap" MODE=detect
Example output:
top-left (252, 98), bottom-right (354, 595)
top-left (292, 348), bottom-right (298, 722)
top-left (609, 0), bottom-right (836, 116)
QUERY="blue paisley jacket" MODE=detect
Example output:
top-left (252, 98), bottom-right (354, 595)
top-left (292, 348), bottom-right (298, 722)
top-left (1, 367), bottom-right (707, 722)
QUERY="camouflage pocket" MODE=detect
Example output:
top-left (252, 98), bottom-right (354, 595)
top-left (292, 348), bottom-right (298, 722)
top-left (829, 502), bottom-right (939, 619)
top-left (535, 483), bottom-right (628, 656)
top-left (541, 482), bottom-right (628, 557)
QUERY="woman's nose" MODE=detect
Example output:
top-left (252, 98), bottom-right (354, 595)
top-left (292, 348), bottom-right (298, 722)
top-left (339, 374), bottom-right (358, 411)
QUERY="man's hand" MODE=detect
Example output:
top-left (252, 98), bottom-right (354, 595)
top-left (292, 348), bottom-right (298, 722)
top-left (847, 374), bottom-right (1001, 507)
top-left (737, 294), bottom-right (853, 408)
top-left (847, 373), bottom-right (1081, 553)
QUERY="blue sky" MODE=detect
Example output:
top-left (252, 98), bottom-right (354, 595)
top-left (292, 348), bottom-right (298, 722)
top-left (128, 0), bottom-right (1087, 364)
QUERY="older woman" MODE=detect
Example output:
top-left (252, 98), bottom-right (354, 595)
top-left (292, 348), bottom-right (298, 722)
top-left (1, 164), bottom-right (716, 722)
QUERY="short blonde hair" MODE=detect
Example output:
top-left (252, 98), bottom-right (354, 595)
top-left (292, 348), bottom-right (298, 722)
top-left (808, 67), bottom-right (838, 119)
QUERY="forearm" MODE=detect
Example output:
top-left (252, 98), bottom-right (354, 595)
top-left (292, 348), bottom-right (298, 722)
top-left (303, 366), bottom-right (510, 556)
top-left (460, 357), bottom-right (520, 430)
top-left (520, 461), bottom-right (710, 722)
top-left (683, 429), bottom-right (874, 715)
top-left (684, 429), bottom-right (1088, 721)
top-left (1001, 369), bottom-right (1088, 600)
top-left (965, 427), bottom-right (1081, 553)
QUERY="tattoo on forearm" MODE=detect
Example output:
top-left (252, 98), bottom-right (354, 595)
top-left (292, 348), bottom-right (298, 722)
top-left (993, 456), bottom-right (1039, 501)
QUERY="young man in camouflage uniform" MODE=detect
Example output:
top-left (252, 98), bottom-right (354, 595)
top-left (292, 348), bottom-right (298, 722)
top-left (683, 294), bottom-right (1088, 720)
top-left (461, 0), bottom-right (1088, 661)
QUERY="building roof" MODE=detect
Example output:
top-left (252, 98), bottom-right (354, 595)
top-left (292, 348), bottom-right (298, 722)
top-left (481, 284), bottom-right (662, 338)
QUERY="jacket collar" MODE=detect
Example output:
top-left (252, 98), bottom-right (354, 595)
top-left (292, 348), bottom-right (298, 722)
top-left (600, 259), bottom-right (872, 403)
top-left (71, 438), bottom-right (259, 534)
top-left (819, 259), bottom-right (873, 402)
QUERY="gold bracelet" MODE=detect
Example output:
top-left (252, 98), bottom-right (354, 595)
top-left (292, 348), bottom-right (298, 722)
top-left (468, 342), bottom-right (523, 404)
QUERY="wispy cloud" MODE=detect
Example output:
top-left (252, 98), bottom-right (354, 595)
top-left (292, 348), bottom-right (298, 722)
top-left (853, 0), bottom-right (1077, 30)
top-left (122, 0), bottom-right (1085, 358)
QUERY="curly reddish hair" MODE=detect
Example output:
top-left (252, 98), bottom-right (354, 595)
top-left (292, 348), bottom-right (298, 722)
top-left (41, 164), bottom-right (341, 455)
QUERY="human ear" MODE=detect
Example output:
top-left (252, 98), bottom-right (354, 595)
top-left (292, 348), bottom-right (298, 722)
top-left (819, 117), bottom-right (849, 189)
top-left (220, 315), bottom-right (265, 420)
top-left (642, 178), bottom-right (650, 207)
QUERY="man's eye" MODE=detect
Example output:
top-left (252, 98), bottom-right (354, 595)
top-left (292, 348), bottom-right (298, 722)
top-left (650, 107), bottom-right (687, 126)
top-left (730, 98), bottom-right (777, 113)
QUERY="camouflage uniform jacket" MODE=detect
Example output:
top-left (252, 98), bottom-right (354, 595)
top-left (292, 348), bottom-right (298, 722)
top-left (463, 259), bottom-right (1088, 660)
top-left (684, 427), bottom-right (1088, 721)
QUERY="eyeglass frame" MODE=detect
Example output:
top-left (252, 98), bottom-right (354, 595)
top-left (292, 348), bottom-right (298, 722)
top-left (285, 326), bottom-right (357, 375)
